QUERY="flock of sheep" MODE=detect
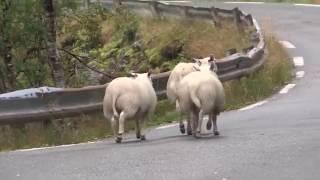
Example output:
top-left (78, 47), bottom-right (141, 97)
top-left (103, 56), bottom-right (225, 143)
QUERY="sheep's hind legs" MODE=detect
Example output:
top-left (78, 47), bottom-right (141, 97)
top-left (138, 118), bottom-right (147, 141)
top-left (116, 134), bottom-right (122, 143)
top-left (206, 116), bottom-right (212, 130)
top-left (212, 114), bottom-right (220, 136)
top-left (111, 116), bottom-right (122, 143)
top-left (197, 110), bottom-right (205, 135)
top-left (179, 122), bottom-right (186, 134)
top-left (191, 111), bottom-right (200, 138)
top-left (135, 120), bottom-right (146, 141)
top-left (115, 112), bottom-right (127, 143)
top-left (187, 116), bottom-right (192, 136)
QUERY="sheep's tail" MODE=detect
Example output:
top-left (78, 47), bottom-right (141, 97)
top-left (190, 89), bottom-right (201, 109)
top-left (112, 95), bottom-right (119, 118)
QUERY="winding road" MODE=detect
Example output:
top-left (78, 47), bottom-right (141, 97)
top-left (1, 1), bottom-right (320, 180)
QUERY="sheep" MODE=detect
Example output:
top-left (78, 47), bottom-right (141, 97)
top-left (176, 59), bottom-right (225, 137)
top-left (166, 56), bottom-right (218, 135)
top-left (166, 62), bottom-right (200, 135)
top-left (193, 55), bottom-right (219, 130)
top-left (103, 72), bottom-right (157, 143)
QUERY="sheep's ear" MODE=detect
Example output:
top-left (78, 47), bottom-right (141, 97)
top-left (208, 55), bottom-right (215, 62)
top-left (147, 71), bottom-right (152, 77)
top-left (210, 62), bottom-right (218, 72)
top-left (192, 58), bottom-right (198, 62)
top-left (129, 72), bottom-right (137, 78)
top-left (197, 60), bottom-right (202, 66)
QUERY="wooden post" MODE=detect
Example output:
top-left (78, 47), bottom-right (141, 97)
top-left (149, 1), bottom-right (160, 18)
top-left (233, 7), bottom-right (241, 31)
top-left (245, 14), bottom-right (254, 26)
top-left (84, 0), bottom-right (90, 9)
top-left (183, 6), bottom-right (189, 18)
top-left (210, 6), bottom-right (221, 27)
top-left (113, 0), bottom-right (122, 9)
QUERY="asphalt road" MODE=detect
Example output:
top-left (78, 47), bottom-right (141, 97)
top-left (1, 1), bottom-right (320, 180)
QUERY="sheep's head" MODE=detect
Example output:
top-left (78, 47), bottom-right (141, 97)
top-left (129, 71), bottom-right (152, 81)
top-left (193, 55), bottom-right (218, 73)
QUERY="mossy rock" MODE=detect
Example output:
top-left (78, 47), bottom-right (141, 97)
top-left (160, 40), bottom-right (183, 59)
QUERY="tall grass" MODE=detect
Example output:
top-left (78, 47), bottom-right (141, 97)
top-left (224, 35), bottom-right (292, 109)
top-left (138, 18), bottom-right (251, 59)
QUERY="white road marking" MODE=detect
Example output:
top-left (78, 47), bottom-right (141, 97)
top-left (295, 4), bottom-right (320, 7)
top-left (156, 123), bottom-right (179, 129)
top-left (160, 1), bottom-right (169, 5)
top-left (239, 100), bottom-right (268, 111)
top-left (279, 84), bottom-right (296, 94)
top-left (279, 41), bottom-right (296, 49)
top-left (160, 0), bottom-right (191, 4)
top-left (224, 1), bottom-right (264, 4)
top-left (14, 141), bottom-right (98, 152)
top-left (296, 71), bottom-right (305, 78)
top-left (293, 57), bottom-right (304, 67)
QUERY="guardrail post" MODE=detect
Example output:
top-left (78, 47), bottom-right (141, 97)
top-left (149, 1), bottom-right (160, 18)
top-left (233, 7), bottom-right (241, 31)
top-left (113, 0), bottom-right (122, 9)
top-left (183, 6), bottom-right (189, 18)
top-left (245, 14), bottom-right (254, 26)
top-left (210, 7), bottom-right (221, 27)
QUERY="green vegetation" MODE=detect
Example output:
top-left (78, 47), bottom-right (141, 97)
top-left (0, 33), bottom-right (292, 151)
top-left (0, 1), bottom-right (252, 90)
top-left (224, 35), bottom-right (292, 110)
top-left (0, 2), bottom-right (292, 151)
top-left (60, 7), bottom-right (251, 86)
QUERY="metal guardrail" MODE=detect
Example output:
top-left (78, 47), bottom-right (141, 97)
top-left (0, 0), bottom-right (265, 125)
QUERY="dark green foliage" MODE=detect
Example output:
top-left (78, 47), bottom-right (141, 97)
top-left (0, 0), bottom-right (83, 91)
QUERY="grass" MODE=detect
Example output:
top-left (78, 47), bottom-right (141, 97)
top-left (138, 17), bottom-right (251, 59)
top-left (0, 32), bottom-right (292, 151)
top-left (62, 7), bottom-right (252, 85)
top-left (224, 34), bottom-right (293, 110)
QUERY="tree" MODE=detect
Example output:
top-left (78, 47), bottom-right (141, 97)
top-left (0, 0), bottom-right (16, 91)
top-left (43, 0), bottom-right (65, 87)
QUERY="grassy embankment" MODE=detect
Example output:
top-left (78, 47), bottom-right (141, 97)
top-left (0, 11), bottom-right (292, 151)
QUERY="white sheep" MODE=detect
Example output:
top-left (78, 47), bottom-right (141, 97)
top-left (166, 62), bottom-right (200, 135)
top-left (103, 72), bottom-right (157, 143)
top-left (176, 59), bottom-right (225, 137)
top-left (166, 56), bottom-right (218, 135)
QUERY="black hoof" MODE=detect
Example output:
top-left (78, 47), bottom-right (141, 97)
top-left (180, 125), bottom-right (186, 134)
top-left (187, 130), bottom-right (192, 136)
top-left (206, 120), bottom-right (212, 130)
top-left (136, 133), bottom-right (141, 139)
top-left (193, 131), bottom-right (200, 138)
top-left (140, 135), bottom-right (146, 141)
top-left (115, 136), bottom-right (122, 143)
top-left (214, 131), bottom-right (220, 136)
